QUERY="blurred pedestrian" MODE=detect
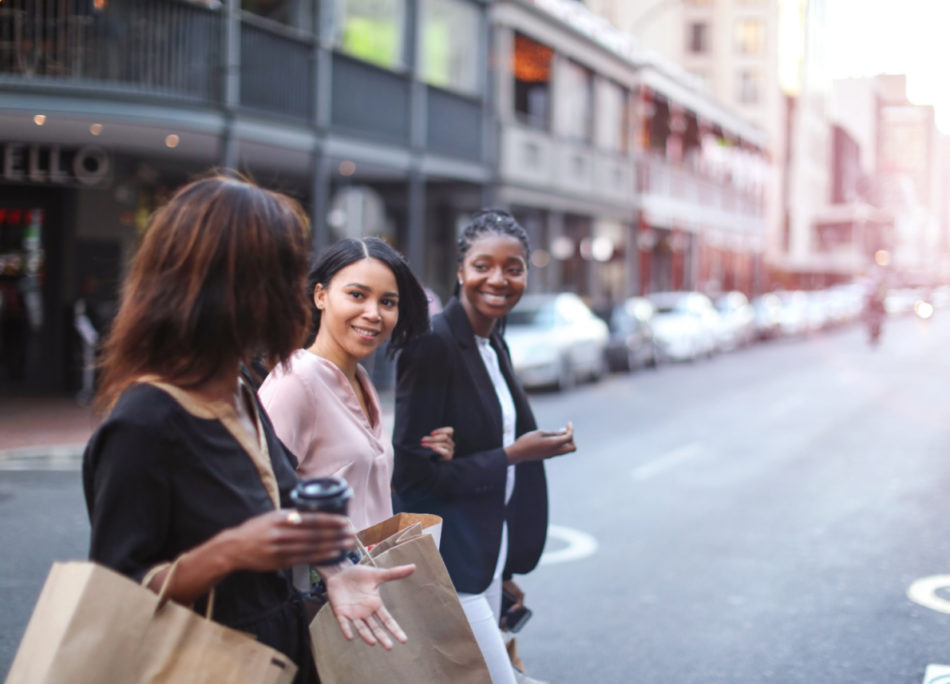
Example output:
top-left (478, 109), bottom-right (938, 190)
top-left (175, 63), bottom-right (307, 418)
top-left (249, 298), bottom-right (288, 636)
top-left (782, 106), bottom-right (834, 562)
top-left (83, 175), bottom-right (415, 684)
top-left (393, 209), bottom-right (576, 684)
top-left (864, 274), bottom-right (887, 345)
top-left (259, 237), bottom-right (453, 532)
top-left (73, 275), bottom-right (102, 406)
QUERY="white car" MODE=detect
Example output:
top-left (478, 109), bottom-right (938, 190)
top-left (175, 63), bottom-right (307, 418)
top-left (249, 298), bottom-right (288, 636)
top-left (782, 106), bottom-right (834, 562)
top-left (647, 291), bottom-right (720, 361)
top-left (505, 292), bottom-right (609, 390)
top-left (714, 291), bottom-right (756, 351)
top-left (774, 290), bottom-right (810, 337)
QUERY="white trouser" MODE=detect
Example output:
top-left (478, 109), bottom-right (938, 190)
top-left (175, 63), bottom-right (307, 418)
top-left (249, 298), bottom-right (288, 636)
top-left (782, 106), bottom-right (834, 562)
top-left (458, 576), bottom-right (517, 684)
top-left (458, 523), bottom-right (517, 684)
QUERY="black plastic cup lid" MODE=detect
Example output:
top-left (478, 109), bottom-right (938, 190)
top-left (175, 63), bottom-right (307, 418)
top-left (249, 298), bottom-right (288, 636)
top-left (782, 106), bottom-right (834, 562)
top-left (293, 477), bottom-right (352, 502)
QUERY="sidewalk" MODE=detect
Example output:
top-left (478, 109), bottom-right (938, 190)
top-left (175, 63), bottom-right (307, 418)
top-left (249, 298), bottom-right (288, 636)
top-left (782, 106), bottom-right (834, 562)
top-left (0, 390), bottom-right (396, 465)
top-left (0, 395), bottom-right (98, 465)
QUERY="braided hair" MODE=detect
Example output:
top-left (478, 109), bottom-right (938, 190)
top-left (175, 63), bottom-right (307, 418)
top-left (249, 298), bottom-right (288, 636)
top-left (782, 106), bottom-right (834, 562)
top-left (457, 209), bottom-right (531, 266)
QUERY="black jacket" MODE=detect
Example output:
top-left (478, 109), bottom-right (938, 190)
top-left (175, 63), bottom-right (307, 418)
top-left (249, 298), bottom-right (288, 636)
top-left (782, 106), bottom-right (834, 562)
top-left (393, 298), bottom-right (548, 594)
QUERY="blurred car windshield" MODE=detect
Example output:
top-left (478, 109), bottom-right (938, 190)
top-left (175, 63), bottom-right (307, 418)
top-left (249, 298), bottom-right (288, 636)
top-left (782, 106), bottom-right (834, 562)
top-left (507, 304), bottom-right (556, 327)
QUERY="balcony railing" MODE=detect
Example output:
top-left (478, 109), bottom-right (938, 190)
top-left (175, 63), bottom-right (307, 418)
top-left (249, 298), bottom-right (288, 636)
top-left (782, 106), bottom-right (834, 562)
top-left (0, 0), bottom-right (223, 102)
top-left (636, 154), bottom-right (764, 218)
top-left (240, 15), bottom-right (313, 120)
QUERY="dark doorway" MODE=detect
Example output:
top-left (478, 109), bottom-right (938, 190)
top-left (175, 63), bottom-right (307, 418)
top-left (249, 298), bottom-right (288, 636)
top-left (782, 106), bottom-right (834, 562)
top-left (0, 186), bottom-right (72, 394)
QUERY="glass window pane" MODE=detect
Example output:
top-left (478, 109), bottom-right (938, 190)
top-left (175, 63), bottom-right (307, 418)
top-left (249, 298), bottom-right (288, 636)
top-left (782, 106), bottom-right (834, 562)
top-left (595, 79), bottom-right (627, 153)
top-left (737, 70), bottom-right (760, 103)
top-left (513, 32), bottom-right (553, 130)
top-left (334, 0), bottom-right (405, 69)
top-left (420, 0), bottom-right (479, 95)
top-left (561, 59), bottom-right (593, 143)
top-left (735, 19), bottom-right (764, 55)
top-left (687, 22), bottom-right (708, 53)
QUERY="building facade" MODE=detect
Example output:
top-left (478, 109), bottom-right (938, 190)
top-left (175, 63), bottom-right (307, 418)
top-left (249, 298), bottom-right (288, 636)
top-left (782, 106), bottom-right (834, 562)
top-left (0, 0), bottom-right (770, 395)
top-left (490, 0), bottom-right (768, 311)
top-left (0, 0), bottom-right (492, 392)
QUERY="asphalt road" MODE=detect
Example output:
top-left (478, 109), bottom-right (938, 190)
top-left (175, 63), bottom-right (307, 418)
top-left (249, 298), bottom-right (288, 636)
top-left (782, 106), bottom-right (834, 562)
top-left (2, 313), bottom-right (950, 683)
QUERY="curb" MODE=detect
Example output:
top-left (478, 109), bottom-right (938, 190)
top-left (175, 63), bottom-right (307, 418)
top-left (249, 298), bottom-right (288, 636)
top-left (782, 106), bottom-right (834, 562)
top-left (0, 444), bottom-right (85, 470)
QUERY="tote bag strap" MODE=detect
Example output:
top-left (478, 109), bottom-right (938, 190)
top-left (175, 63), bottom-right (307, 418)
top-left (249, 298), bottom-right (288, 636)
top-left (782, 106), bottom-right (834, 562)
top-left (142, 558), bottom-right (217, 619)
top-left (134, 374), bottom-right (280, 509)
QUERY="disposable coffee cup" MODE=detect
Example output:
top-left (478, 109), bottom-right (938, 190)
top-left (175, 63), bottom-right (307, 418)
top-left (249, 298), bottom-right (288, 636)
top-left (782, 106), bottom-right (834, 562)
top-left (290, 477), bottom-right (353, 582)
top-left (291, 476), bottom-right (353, 516)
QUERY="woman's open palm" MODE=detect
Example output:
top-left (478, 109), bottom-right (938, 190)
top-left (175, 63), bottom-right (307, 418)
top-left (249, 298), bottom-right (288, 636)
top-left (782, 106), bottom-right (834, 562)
top-left (324, 562), bottom-right (416, 649)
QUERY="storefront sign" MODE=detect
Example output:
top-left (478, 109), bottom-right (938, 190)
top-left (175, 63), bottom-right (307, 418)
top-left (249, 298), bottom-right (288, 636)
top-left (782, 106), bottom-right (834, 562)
top-left (1, 144), bottom-right (112, 187)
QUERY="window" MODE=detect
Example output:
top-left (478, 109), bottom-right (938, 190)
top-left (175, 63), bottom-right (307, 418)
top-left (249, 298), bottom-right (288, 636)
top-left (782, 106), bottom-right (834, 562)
top-left (420, 0), bottom-right (479, 95)
top-left (737, 70), bottom-right (760, 104)
top-left (242, 0), bottom-right (313, 30)
top-left (687, 22), bottom-right (708, 53)
top-left (595, 79), bottom-right (628, 153)
top-left (561, 59), bottom-right (594, 143)
top-left (735, 19), bottom-right (764, 54)
top-left (334, 0), bottom-right (405, 70)
top-left (513, 33), bottom-right (553, 130)
top-left (689, 70), bottom-right (709, 91)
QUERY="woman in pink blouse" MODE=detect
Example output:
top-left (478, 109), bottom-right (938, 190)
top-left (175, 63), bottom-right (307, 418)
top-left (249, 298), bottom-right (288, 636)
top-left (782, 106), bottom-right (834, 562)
top-left (259, 238), bottom-right (453, 531)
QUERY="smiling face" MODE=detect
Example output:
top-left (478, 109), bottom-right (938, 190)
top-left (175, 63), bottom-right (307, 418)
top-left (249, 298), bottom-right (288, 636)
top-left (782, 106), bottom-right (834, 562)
top-left (458, 234), bottom-right (527, 337)
top-left (312, 257), bottom-right (399, 370)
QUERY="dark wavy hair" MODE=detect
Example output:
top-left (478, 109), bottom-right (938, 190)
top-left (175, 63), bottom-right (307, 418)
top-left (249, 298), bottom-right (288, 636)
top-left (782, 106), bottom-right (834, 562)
top-left (96, 174), bottom-right (311, 411)
top-left (308, 237), bottom-right (429, 358)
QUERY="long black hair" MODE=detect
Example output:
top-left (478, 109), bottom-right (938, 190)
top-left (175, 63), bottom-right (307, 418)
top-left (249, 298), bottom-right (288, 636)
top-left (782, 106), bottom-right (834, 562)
top-left (308, 237), bottom-right (429, 358)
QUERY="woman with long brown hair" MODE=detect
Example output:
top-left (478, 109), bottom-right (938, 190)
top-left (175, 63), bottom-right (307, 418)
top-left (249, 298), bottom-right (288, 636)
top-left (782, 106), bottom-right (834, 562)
top-left (84, 175), bottom-right (414, 683)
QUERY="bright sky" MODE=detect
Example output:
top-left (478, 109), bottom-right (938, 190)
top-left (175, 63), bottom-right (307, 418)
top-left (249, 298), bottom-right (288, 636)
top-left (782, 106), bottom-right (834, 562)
top-left (826, 0), bottom-right (950, 132)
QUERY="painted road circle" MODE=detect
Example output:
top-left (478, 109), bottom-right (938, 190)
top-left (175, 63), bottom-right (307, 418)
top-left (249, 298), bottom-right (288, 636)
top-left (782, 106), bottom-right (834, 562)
top-left (908, 575), bottom-right (950, 615)
top-left (539, 524), bottom-right (598, 565)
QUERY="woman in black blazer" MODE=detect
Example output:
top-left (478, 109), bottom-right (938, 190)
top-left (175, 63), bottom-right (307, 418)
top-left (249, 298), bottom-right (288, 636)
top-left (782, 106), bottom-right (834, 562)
top-left (393, 210), bottom-right (576, 684)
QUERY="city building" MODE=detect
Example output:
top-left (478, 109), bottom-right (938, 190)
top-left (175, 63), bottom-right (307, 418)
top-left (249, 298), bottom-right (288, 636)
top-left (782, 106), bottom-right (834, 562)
top-left (0, 0), bottom-right (492, 393)
top-left (875, 74), bottom-right (945, 281)
top-left (490, 0), bottom-right (768, 308)
top-left (583, 0), bottom-right (848, 290)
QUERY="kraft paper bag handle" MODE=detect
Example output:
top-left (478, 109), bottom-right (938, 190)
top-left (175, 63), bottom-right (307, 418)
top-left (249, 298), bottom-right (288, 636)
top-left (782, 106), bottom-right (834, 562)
top-left (354, 536), bottom-right (378, 568)
top-left (142, 558), bottom-right (216, 620)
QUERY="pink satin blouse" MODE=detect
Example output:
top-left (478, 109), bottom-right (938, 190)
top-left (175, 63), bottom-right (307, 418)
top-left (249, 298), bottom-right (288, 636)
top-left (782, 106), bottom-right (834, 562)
top-left (258, 350), bottom-right (393, 531)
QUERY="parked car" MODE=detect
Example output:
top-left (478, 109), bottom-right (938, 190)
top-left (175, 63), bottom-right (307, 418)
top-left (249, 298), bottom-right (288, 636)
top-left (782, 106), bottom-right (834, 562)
top-left (646, 291), bottom-right (719, 361)
top-left (751, 293), bottom-right (783, 339)
top-left (714, 291), bottom-right (756, 351)
top-left (605, 296), bottom-right (659, 372)
top-left (885, 288), bottom-right (923, 315)
top-left (505, 292), bottom-right (609, 390)
top-left (805, 290), bottom-right (832, 333)
top-left (774, 290), bottom-right (810, 337)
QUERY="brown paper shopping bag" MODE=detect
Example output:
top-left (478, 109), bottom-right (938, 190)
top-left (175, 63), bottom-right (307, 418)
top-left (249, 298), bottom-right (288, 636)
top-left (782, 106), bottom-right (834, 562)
top-left (6, 561), bottom-right (297, 684)
top-left (310, 514), bottom-right (492, 684)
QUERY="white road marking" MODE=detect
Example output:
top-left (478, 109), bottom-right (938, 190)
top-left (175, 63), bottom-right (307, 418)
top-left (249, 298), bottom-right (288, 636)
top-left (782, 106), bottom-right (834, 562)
top-left (907, 575), bottom-right (950, 615)
top-left (631, 442), bottom-right (706, 482)
top-left (539, 524), bottom-right (598, 565)
top-left (922, 663), bottom-right (950, 684)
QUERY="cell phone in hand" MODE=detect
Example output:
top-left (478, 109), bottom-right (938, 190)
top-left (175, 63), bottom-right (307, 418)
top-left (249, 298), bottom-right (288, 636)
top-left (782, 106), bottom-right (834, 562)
top-left (539, 427), bottom-right (568, 437)
top-left (500, 588), bottom-right (533, 633)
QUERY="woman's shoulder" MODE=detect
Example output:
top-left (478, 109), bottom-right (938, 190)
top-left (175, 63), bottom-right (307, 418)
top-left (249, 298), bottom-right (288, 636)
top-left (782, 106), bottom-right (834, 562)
top-left (262, 349), bottom-right (353, 406)
top-left (84, 384), bottom-right (185, 471)
top-left (401, 323), bottom-right (452, 363)
top-left (107, 383), bottom-right (187, 426)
